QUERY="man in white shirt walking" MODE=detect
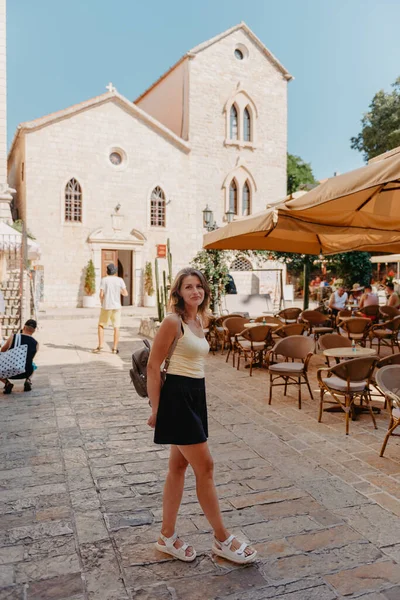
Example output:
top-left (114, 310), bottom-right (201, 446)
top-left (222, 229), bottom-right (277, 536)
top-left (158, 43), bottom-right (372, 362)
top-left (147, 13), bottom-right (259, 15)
top-left (93, 264), bottom-right (128, 354)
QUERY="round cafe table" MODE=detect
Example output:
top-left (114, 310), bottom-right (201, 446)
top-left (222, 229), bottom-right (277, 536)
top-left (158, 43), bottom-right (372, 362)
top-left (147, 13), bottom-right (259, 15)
top-left (323, 346), bottom-right (376, 359)
top-left (243, 322), bottom-right (280, 329)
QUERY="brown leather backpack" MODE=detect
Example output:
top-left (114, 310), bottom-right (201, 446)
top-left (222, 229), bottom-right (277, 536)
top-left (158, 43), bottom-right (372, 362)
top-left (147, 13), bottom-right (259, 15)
top-left (130, 323), bottom-right (181, 398)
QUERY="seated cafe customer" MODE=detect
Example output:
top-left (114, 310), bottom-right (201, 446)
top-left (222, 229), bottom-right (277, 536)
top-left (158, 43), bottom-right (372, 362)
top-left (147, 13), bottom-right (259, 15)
top-left (386, 282), bottom-right (400, 308)
top-left (328, 286), bottom-right (348, 316)
top-left (0, 319), bottom-right (38, 394)
top-left (359, 285), bottom-right (379, 309)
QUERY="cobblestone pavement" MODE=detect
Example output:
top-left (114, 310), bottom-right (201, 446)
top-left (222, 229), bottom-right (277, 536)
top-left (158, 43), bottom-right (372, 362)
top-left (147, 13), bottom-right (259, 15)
top-left (1, 316), bottom-right (400, 599)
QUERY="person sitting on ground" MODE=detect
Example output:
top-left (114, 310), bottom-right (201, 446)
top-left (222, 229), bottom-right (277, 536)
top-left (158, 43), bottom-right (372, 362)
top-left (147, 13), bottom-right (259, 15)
top-left (359, 285), bottom-right (379, 309)
top-left (0, 319), bottom-right (38, 394)
top-left (386, 282), bottom-right (400, 308)
top-left (328, 286), bottom-right (348, 316)
top-left (93, 263), bottom-right (128, 354)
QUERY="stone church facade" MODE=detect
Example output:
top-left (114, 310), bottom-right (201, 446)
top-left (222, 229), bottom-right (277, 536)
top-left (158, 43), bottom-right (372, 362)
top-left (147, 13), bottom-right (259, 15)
top-left (8, 23), bottom-right (292, 307)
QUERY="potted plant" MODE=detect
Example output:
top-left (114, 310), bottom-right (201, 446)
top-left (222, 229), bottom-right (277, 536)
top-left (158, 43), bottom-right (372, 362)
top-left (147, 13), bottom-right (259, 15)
top-left (82, 259), bottom-right (96, 308)
top-left (143, 261), bottom-right (156, 307)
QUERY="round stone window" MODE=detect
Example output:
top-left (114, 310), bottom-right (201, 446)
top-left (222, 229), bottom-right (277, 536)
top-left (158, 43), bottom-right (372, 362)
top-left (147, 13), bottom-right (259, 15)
top-left (234, 44), bottom-right (249, 61)
top-left (109, 151), bottom-right (123, 166)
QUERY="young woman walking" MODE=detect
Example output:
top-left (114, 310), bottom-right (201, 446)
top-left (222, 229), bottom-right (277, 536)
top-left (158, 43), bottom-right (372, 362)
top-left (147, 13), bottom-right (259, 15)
top-left (147, 267), bottom-right (257, 564)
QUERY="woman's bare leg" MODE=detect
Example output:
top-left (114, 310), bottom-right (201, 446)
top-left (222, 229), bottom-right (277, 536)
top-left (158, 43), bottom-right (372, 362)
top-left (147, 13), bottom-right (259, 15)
top-left (158, 445), bottom-right (194, 557)
top-left (177, 442), bottom-right (254, 555)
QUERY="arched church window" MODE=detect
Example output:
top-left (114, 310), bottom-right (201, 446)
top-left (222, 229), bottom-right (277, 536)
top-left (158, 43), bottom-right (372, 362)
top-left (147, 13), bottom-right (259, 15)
top-left (229, 180), bottom-right (238, 215)
top-left (230, 105), bottom-right (238, 140)
top-left (150, 186), bottom-right (166, 227)
top-left (242, 181), bottom-right (251, 216)
top-left (243, 107), bottom-right (251, 142)
top-left (65, 178), bottom-right (82, 222)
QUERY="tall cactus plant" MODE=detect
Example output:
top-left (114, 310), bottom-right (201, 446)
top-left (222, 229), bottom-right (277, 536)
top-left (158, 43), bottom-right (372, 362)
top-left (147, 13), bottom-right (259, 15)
top-left (155, 239), bottom-right (173, 322)
top-left (155, 258), bottom-right (164, 322)
top-left (167, 238), bottom-right (172, 285)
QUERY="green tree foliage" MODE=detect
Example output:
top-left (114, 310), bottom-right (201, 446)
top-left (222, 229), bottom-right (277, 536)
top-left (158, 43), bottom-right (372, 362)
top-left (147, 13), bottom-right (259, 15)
top-left (265, 250), bottom-right (372, 288)
top-left (191, 249), bottom-right (229, 312)
top-left (84, 259), bottom-right (96, 296)
top-left (287, 153), bottom-right (317, 195)
top-left (329, 252), bottom-right (372, 288)
top-left (262, 251), bottom-right (318, 277)
top-left (351, 77), bottom-right (400, 162)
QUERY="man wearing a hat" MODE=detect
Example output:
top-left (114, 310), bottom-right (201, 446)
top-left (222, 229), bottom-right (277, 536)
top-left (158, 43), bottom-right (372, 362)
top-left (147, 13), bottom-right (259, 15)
top-left (93, 264), bottom-right (128, 354)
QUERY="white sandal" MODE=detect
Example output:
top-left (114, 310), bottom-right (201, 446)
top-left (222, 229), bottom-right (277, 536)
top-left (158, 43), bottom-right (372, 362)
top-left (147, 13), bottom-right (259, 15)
top-left (212, 534), bottom-right (257, 565)
top-left (155, 532), bottom-right (196, 562)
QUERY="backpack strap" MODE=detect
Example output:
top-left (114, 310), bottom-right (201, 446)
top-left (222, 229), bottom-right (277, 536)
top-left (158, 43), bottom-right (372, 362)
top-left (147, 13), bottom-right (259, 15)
top-left (162, 317), bottom-right (182, 374)
top-left (14, 333), bottom-right (20, 348)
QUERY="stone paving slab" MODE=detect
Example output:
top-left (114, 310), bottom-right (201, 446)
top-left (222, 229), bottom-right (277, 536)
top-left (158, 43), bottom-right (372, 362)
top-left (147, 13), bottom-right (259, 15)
top-left (0, 317), bottom-right (400, 598)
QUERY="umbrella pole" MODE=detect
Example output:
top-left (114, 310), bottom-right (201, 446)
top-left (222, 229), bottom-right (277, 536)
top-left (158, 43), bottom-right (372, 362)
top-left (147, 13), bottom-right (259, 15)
top-left (303, 258), bottom-right (310, 311)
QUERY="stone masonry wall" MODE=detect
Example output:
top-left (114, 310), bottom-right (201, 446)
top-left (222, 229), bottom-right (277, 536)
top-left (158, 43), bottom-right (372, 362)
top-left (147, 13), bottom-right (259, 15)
top-left (188, 28), bottom-right (288, 252)
top-left (23, 101), bottom-right (193, 307)
top-left (10, 28), bottom-right (289, 307)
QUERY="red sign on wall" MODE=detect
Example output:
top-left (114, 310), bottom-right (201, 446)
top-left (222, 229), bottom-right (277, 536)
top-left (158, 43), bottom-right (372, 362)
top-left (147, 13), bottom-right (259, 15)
top-left (157, 244), bottom-right (167, 258)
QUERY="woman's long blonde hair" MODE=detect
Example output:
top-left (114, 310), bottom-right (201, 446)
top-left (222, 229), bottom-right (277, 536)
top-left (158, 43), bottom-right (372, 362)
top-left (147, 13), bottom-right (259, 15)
top-left (169, 268), bottom-right (211, 319)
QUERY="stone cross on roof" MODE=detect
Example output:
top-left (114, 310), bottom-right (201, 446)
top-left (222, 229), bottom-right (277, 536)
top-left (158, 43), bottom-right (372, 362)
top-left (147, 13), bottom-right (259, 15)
top-left (106, 82), bottom-right (116, 93)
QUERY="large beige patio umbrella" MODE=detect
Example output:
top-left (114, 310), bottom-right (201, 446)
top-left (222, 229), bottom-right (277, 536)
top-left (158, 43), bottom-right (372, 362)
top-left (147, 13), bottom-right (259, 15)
top-left (204, 151), bottom-right (400, 255)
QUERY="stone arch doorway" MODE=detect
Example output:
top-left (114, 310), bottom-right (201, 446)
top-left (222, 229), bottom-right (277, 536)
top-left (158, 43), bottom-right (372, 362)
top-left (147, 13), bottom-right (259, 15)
top-left (88, 227), bottom-right (146, 307)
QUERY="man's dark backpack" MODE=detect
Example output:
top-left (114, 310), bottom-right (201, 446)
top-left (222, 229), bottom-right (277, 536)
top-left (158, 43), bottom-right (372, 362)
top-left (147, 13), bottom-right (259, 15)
top-left (130, 327), bottom-right (180, 398)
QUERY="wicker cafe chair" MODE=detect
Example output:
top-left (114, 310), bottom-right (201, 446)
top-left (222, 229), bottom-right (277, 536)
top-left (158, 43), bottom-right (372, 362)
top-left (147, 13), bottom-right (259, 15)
top-left (319, 333), bottom-right (352, 367)
top-left (341, 317), bottom-right (372, 347)
top-left (236, 325), bottom-right (273, 376)
top-left (370, 353), bottom-right (400, 409)
top-left (357, 304), bottom-right (380, 322)
top-left (212, 314), bottom-right (246, 354)
top-left (375, 365), bottom-right (400, 457)
top-left (300, 310), bottom-right (334, 350)
top-left (275, 307), bottom-right (302, 324)
top-left (275, 322), bottom-right (308, 339)
top-left (265, 335), bottom-right (314, 409)
top-left (317, 356), bottom-right (378, 435)
top-left (369, 316), bottom-right (400, 355)
top-left (223, 316), bottom-right (249, 366)
top-left (336, 309), bottom-right (353, 328)
top-left (379, 306), bottom-right (400, 321)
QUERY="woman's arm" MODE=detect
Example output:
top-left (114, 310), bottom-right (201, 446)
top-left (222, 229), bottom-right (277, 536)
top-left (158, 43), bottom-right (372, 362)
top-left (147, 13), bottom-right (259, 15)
top-left (147, 314), bottom-right (181, 427)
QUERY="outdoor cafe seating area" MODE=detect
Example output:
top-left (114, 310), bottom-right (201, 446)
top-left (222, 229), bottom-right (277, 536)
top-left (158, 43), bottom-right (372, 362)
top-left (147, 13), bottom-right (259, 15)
top-left (205, 304), bottom-right (400, 457)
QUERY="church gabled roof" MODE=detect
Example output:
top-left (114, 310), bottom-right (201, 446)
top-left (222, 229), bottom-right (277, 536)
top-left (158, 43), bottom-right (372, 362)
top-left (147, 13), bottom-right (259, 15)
top-left (190, 22), bottom-right (292, 80)
top-left (8, 90), bottom-right (191, 159)
top-left (134, 22), bottom-right (292, 104)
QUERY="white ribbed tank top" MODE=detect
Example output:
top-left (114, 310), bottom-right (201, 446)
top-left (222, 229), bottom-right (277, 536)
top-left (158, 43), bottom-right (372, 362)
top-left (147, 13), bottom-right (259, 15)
top-left (167, 321), bottom-right (209, 379)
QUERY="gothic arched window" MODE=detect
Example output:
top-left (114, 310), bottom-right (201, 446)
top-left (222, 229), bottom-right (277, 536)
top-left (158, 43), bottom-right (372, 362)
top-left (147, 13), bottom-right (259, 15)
top-left (65, 178), bottom-right (82, 222)
top-left (229, 180), bottom-right (238, 215)
top-left (242, 181), bottom-right (251, 216)
top-left (230, 105), bottom-right (238, 140)
top-left (150, 186), bottom-right (166, 227)
top-left (243, 107), bottom-right (251, 142)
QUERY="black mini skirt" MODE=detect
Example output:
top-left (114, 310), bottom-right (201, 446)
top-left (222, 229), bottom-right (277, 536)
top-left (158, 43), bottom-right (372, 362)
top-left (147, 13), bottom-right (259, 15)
top-left (154, 374), bottom-right (208, 445)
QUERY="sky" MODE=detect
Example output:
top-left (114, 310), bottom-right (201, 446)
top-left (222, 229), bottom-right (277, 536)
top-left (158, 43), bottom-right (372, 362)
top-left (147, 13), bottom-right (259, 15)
top-left (6, 0), bottom-right (400, 180)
